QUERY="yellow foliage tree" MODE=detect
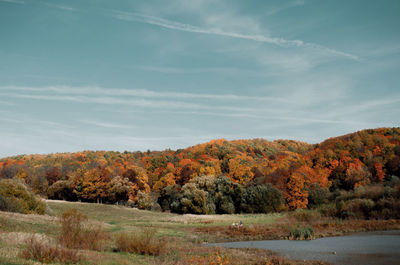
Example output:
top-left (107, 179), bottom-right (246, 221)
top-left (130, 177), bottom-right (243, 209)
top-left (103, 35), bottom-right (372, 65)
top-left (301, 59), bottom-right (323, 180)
top-left (122, 165), bottom-right (150, 201)
top-left (81, 168), bottom-right (108, 203)
top-left (153, 172), bottom-right (176, 192)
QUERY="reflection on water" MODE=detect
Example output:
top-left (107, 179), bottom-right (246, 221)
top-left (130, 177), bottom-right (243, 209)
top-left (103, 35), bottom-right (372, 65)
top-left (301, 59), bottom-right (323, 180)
top-left (210, 230), bottom-right (400, 265)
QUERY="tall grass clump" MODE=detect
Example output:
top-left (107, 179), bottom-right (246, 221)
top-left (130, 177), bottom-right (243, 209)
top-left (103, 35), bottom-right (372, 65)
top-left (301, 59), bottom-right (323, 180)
top-left (290, 208), bottom-right (321, 223)
top-left (289, 226), bottom-right (314, 240)
top-left (59, 209), bottom-right (109, 251)
top-left (115, 228), bottom-right (165, 256)
top-left (21, 236), bottom-right (80, 264)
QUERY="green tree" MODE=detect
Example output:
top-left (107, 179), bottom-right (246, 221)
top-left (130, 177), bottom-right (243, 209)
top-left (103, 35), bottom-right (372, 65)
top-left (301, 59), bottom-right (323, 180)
top-left (241, 184), bottom-right (284, 213)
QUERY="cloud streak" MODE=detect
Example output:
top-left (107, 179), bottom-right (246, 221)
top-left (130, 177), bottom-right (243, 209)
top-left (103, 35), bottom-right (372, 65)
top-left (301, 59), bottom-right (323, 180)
top-left (0, 0), bottom-right (24, 4)
top-left (0, 91), bottom-right (256, 113)
top-left (79, 119), bottom-right (135, 129)
top-left (43, 3), bottom-right (76, 11)
top-left (111, 11), bottom-right (359, 60)
top-left (0, 85), bottom-right (289, 103)
top-left (0, 100), bottom-right (15, 106)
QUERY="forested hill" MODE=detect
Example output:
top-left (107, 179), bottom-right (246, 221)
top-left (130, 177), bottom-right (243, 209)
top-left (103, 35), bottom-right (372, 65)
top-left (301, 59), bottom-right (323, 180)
top-left (1, 128), bottom-right (399, 213)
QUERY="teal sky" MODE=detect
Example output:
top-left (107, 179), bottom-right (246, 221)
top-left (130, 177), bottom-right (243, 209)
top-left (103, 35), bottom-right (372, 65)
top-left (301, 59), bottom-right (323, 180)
top-left (0, 0), bottom-right (399, 157)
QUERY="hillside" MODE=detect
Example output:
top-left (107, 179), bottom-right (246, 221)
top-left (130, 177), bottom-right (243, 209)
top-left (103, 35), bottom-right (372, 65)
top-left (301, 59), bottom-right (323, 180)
top-left (1, 128), bottom-right (399, 214)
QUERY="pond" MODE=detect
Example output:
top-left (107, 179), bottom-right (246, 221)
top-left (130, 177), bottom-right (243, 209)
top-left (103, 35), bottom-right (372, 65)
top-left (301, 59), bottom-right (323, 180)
top-left (209, 230), bottom-right (400, 265)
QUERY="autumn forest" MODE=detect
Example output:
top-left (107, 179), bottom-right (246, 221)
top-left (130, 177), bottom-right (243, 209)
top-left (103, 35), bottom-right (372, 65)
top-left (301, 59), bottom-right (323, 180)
top-left (1, 128), bottom-right (400, 217)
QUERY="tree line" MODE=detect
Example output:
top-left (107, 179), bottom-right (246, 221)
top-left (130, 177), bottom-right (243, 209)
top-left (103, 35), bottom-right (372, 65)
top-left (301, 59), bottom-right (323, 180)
top-left (1, 127), bottom-right (399, 215)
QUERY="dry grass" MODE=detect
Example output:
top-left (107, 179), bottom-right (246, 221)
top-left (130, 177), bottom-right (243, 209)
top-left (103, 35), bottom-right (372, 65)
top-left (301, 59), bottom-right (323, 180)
top-left (115, 228), bottom-right (166, 256)
top-left (0, 231), bottom-right (51, 246)
top-left (58, 209), bottom-right (110, 251)
top-left (195, 212), bottom-right (400, 242)
top-left (174, 245), bottom-right (329, 265)
top-left (195, 224), bottom-right (289, 242)
top-left (21, 235), bottom-right (80, 264)
top-left (312, 219), bottom-right (400, 237)
top-left (2, 200), bottom-right (397, 265)
top-left (0, 211), bottom-right (57, 224)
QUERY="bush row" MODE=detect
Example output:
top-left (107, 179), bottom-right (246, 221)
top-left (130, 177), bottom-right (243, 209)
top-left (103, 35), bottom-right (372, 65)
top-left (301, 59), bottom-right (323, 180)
top-left (316, 183), bottom-right (400, 219)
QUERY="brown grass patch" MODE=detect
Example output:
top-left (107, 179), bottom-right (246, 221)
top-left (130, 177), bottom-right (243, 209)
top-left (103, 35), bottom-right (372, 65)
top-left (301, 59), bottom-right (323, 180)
top-left (200, 220), bottom-right (214, 224)
top-left (195, 214), bottom-right (400, 242)
top-left (58, 209), bottom-right (109, 251)
top-left (0, 232), bottom-right (50, 246)
top-left (174, 245), bottom-right (329, 265)
top-left (0, 211), bottom-right (57, 225)
top-left (195, 224), bottom-right (288, 242)
top-left (115, 228), bottom-right (166, 256)
top-left (313, 219), bottom-right (400, 237)
top-left (21, 236), bottom-right (80, 264)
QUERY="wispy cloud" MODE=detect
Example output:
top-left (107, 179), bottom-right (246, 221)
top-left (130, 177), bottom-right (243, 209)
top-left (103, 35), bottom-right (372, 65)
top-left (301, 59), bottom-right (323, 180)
top-left (0, 100), bottom-right (15, 106)
top-left (80, 119), bottom-right (135, 129)
top-left (146, 109), bottom-right (356, 125)
top-left (135, 65), bottom-right (265, 76)
top-left (111, 11), bottom-right (358, 60)
top-left (45, 4), bottom-right (75, 11)
top-left (0, 0), bottom-right (24, 4)
top-left (0, 85), bottom-right (289, 103)
top-left (38, 1), bottom-right (76, 11)
top-left (264, 0), bottom-right (305, 17)
top-left (0, 91), bottom-right (256, 113)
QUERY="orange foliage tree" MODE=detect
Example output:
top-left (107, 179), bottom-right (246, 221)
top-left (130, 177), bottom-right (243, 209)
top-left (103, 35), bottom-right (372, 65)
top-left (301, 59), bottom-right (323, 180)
top-left (227, 158), bottom-right (254, 184)
top-left (286, 172), bottom-right (308, 210)
top-left (345, 159), bottom-right (371, 188)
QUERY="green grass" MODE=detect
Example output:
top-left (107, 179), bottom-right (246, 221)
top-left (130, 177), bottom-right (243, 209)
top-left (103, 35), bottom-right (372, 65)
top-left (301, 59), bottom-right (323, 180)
top-left (45, 200), bottom-right (282, 240)
top-left (0, 200), bottom-right (300, 265)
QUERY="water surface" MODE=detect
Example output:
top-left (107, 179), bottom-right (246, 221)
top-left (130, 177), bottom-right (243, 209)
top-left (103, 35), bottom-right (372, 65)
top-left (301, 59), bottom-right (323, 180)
top-left (210, 230), bottom-right (400, 265)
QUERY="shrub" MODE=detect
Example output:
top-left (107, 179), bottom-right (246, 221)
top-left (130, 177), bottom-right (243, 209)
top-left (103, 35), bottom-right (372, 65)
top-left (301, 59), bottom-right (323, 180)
top-left (179, 183), bottom-right (209, 214)
top-left (241, 184), bottom-right (284, 213)
top-left (0, 193), bottom-right (7, 210)
top-left (0, 179), bottom-right (46, 214)
top-left (21, 236), bottom-right (80, 264)
top-left (158, 185), bottom-right (182, 212)
top-left (289, 226), bottom-right (314, 240)
top-left (387, 175), bottom-right (400, 187)
top-left (290, 209), bottom-right (321, 223)
top-left (108, 176), bottom-right (134, 203)
top-left (345, 198), bottom-right (375, 219)
top-left (307, 185), bottom-right (330, 208)
top-left (354, 185), bottom-right (384, 201)
top-left (136, 190), bottom-right (153, 210)
top-left (47, 180), bottom-right (76, 201)
top-left (214, 176), bottom-right (243, 214)
top-left (318, 203), bottom-right (338, 217)
top-left (188, 175), bottom-right (217, 214)
top-left (58, 209), bottom-right (109, 251)
top-left (374, 198), bottom-right (400, 219)
top-left (115, 228), bottom-right (165, 256)
top-left (335, 200), bottom-right (348, 219)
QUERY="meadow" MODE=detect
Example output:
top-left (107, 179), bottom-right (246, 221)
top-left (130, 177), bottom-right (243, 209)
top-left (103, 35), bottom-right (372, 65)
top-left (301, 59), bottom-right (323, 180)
top-left (1, 200), bottom-right (399, 265)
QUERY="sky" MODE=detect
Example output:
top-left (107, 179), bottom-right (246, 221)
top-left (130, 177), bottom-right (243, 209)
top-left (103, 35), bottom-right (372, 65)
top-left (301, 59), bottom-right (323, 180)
top-left (0, 0), bottom-right (399, 157)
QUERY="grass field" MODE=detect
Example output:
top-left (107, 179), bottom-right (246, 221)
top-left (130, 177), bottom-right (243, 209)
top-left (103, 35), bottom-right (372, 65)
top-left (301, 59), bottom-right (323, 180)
top-left (1, 200), bottom-right (398, 264)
